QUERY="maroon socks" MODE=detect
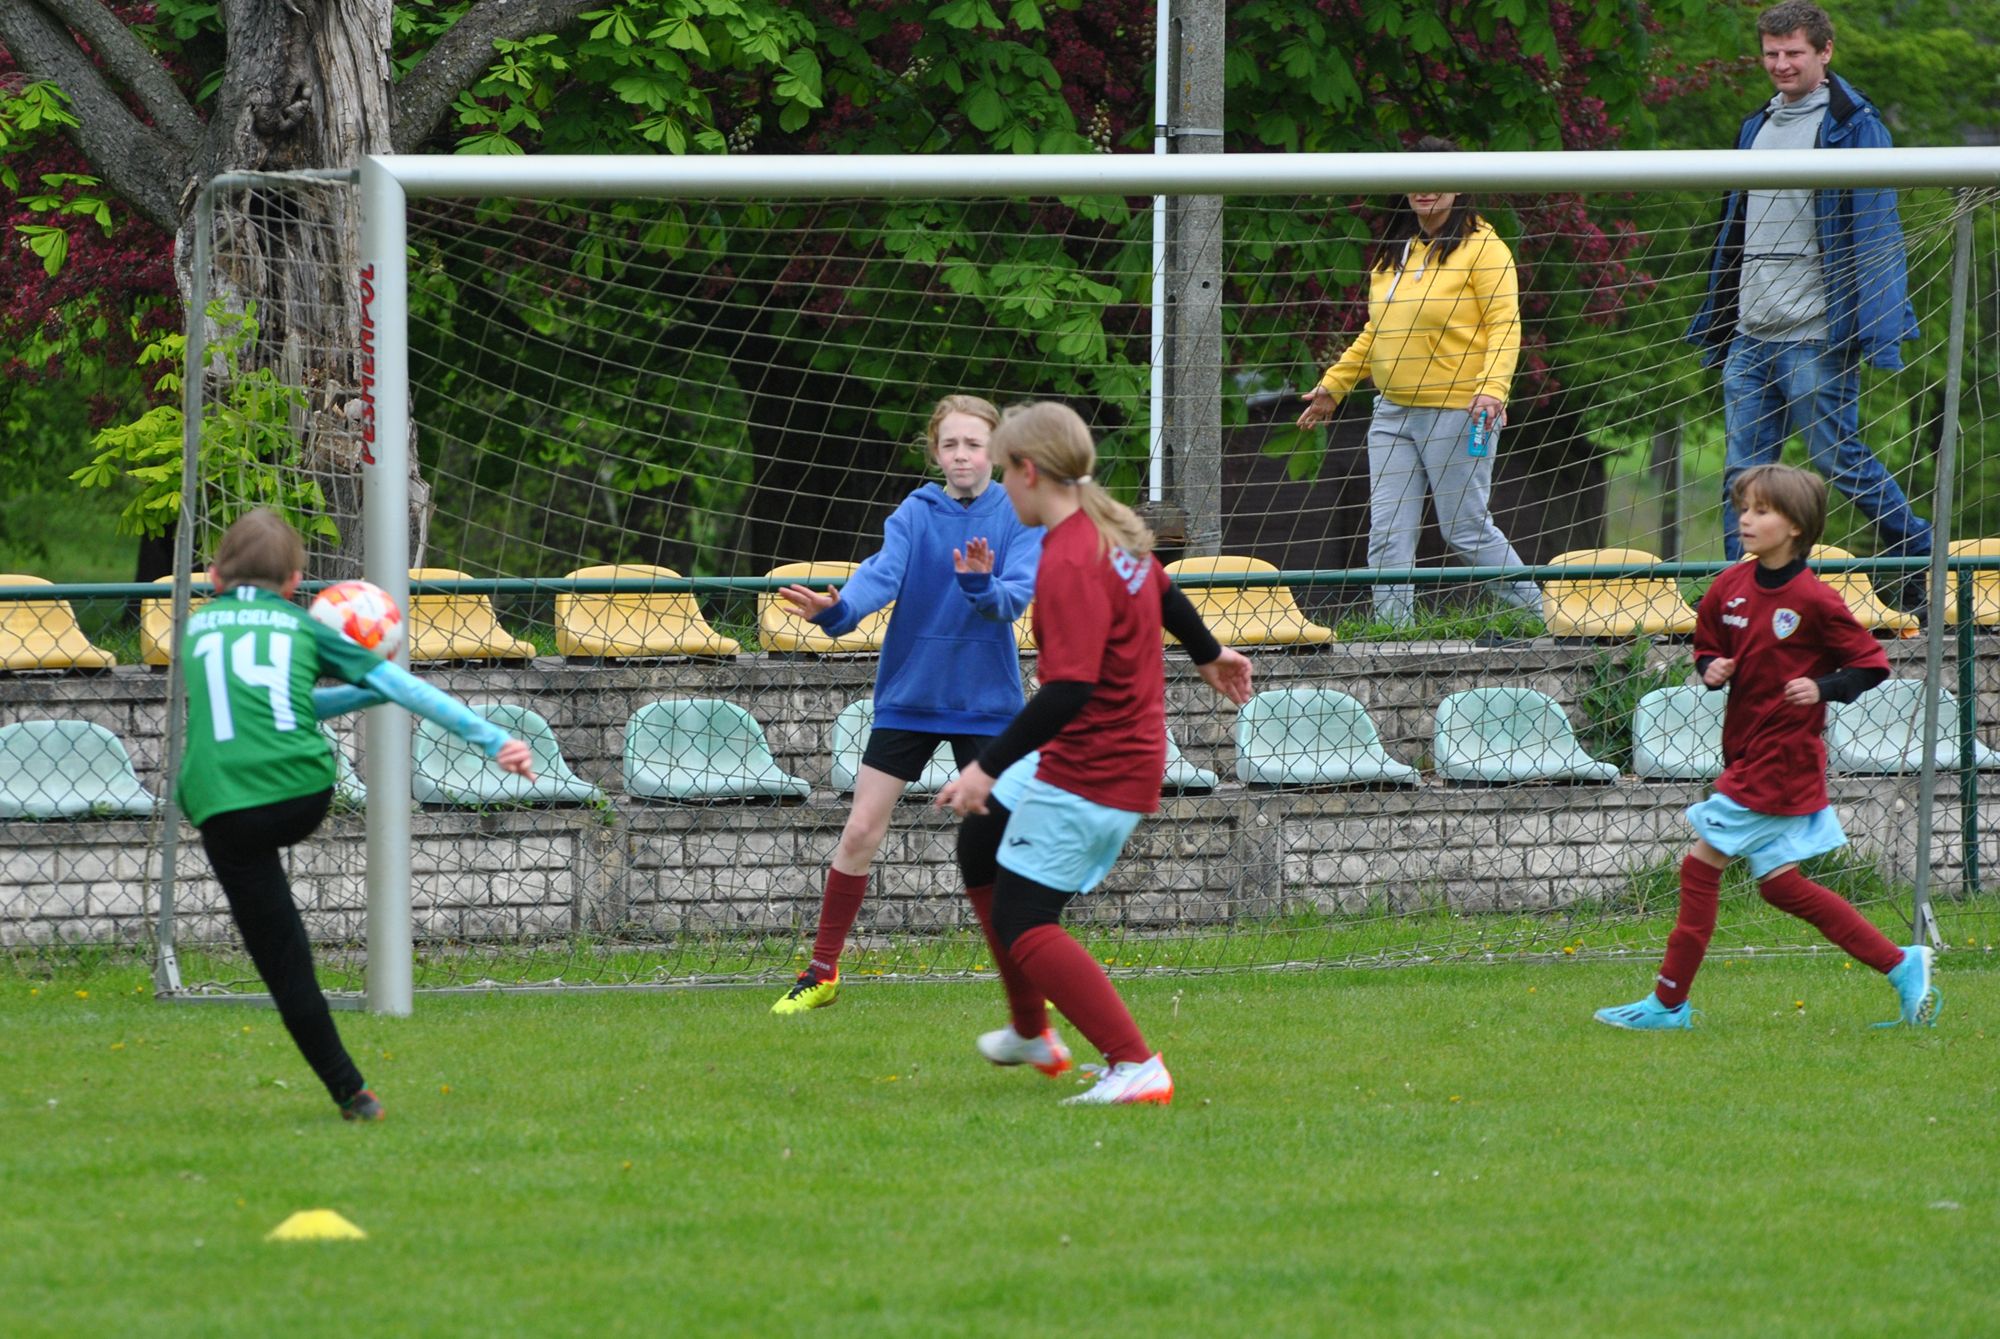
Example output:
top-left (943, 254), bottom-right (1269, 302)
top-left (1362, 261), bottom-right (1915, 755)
top-left (1008, 924), bottom-right (1150, 1066)
top-left (1757, 867), bottom-right (1905, 973)
top-left (1655, 855), bottom-right (1722, 1007)
top-left (964, 885), bottom-right (1048, 1038)
top-left (806, 868), bottom-right (868, 979)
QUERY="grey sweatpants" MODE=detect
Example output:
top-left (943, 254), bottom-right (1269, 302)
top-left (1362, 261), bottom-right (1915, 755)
top-left (1366, 399), bottom-right (1542, 628)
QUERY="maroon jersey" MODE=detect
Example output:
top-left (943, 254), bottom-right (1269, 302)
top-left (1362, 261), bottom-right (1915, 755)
top-left (1694, 561), bottom-right (1889, 815)
top-left (1030, 510), bottom-right (1168, 814)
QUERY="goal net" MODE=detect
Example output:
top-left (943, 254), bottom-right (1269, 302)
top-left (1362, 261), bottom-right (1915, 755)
top-left (150, 151), bottom-right (2000, 1004)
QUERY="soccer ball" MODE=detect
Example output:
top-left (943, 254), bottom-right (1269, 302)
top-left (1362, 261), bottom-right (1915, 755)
top-left (309, 580), bottom-right (406, 656)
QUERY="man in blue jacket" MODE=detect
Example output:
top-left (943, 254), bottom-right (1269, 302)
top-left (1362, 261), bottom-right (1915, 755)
top-left (1686, 1), bottom-right (1931, 610)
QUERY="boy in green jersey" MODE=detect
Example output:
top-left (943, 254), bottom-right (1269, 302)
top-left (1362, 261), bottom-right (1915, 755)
top-left (179, 510), bottom-right (535, 1121)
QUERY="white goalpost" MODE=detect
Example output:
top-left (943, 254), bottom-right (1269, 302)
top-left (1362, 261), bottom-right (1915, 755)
top-left (147, 147), bottom-right (2000, 1014)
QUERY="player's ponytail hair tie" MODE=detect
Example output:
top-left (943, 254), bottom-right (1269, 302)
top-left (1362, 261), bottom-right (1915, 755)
top-left (1069, 473), bottom-right (1093, 486)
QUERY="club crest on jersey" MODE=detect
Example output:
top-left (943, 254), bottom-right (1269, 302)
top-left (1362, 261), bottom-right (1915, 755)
top-left (1772, 607), bottom-right (1801, 640)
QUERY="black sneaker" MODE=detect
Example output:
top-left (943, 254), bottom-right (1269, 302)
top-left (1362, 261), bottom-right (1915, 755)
top-left (338, 1088), bottom-right (386, 1122)
top-left (1894, 574), bottom-right (1930, 618)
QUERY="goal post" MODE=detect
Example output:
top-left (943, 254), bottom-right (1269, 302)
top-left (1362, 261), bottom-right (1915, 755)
top-left (139, 147), bottom-right (2000, 1011)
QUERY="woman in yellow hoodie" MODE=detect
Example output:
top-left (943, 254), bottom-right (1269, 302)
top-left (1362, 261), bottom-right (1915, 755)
top-left (1298, 137), bottom-right (1541, 629)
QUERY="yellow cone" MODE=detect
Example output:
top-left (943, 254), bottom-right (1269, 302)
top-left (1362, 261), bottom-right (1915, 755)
top-left (266, 1209), bottom-right (367, 1242)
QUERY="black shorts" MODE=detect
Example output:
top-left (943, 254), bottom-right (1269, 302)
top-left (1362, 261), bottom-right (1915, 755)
top-left (860, 727), bottom-right (991, 783)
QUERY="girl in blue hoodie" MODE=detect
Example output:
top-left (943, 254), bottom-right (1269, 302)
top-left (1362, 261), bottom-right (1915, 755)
top-left (772, 395), bottom-right (1043, 1014)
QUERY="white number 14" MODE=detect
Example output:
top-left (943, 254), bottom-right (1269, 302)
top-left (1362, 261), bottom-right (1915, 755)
top-left (191, 630), bottom-right (297, 742)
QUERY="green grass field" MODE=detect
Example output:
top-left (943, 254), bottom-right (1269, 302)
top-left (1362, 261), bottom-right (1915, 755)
top-left (4, 956), bottom-right (1996, 1337)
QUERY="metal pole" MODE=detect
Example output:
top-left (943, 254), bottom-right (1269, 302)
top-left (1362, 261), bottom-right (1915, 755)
top-left (1959, 574), bottom-right (1979, 896)
top-left (1910, 198), bottom-right (1973, 950)
top-left (1147, 0), bottom-right (1169, 505)
top-left (359, 157), bottom-right (414, 1016)
top-left (151, 181), bottom-right (221, 998)
top-left (372, 146), bottom-right (2000, 199)
top-left (1166, 0), bottom-right (1225, 556)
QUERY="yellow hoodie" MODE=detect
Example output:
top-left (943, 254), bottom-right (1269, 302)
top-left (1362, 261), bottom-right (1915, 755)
top-left (1316, 221), bottom-right (1520, 409)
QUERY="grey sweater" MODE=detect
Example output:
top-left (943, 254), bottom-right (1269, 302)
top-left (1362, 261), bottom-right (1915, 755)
top-left (1739, 83), bottom-right (1831, 342)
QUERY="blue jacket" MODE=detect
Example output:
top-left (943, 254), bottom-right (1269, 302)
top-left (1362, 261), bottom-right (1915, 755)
top-left (812, 483), bottom-right (1042, 735)
top-left (1685, 73), bottom-right (1919, 370)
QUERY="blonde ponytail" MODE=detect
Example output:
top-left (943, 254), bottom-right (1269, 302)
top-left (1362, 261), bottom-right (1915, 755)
top-left (990, 402), bottom-right (1154, 558)
top-left (1078, 482), bottom-right (1154, 559)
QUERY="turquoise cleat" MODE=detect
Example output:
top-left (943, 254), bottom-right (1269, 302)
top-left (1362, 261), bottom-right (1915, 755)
top-left (1878, 945), bottom-right (1941, 1028)
top-left (1593, 994), bottom-right (1695, 1031)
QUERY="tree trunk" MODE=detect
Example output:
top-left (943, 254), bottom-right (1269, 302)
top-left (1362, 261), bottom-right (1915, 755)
top-left (175, 0), bottom-right (425, 579)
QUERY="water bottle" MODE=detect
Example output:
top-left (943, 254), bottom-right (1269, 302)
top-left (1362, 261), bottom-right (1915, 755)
top-left (1467, 409), bottom-right (1490, 458)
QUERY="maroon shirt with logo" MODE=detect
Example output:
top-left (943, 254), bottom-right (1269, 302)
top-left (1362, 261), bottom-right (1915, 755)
top-left (1693, 561), bottom-right (1889, 816)
top-left (1031, 510), bottom-right (1168, 814)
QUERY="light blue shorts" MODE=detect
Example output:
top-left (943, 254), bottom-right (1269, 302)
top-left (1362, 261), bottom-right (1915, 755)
top-left (1685, 793), bottom-right (1848, 879)
top-left (992, 755), bottom-right (1142, 895)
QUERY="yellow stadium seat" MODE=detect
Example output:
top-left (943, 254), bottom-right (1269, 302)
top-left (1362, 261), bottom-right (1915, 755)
top-left (0, 575), bottom-right (117, 672)
top-left (1806, 545), bottom-right (1918, 634)
top-left (1161, 556), bottom-right (1333, 648)
top-left (1944, 539), bottom-right (2000, 627)
top-left (1014, 605), bottom-right (1035, 653)
top-left (1540, 549), bottom-right (1698, 638)
top-left (757, 562), bottom-right (891, 655)
top-left (554, 565), bottom-right (740, 659)
top-left (405, 567), bottom-right (537, 663)
top-left (138, 574), bottom-right (220, 667)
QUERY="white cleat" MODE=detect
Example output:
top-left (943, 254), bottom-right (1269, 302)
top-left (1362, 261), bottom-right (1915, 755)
top-left (977, 1025), bottom-right (1074, 1077)
top-left (1060, 1052), bottom-right (1174, 1106)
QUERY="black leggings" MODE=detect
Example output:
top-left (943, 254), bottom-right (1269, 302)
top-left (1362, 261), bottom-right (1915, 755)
top-left (956, 802), bottom-right (1073, 949)
top-left (198, 789), bottom-right (364, 1105)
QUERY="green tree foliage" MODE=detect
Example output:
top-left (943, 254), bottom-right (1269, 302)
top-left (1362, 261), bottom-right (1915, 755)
top-left (26, 1), bottom-right (1978, 572)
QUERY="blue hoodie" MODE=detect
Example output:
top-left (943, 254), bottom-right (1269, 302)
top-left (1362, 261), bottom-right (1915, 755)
top-left (1686, 72), bottom-right (1920, 370)
top-left (811, 483), bottom-right (1042, 735)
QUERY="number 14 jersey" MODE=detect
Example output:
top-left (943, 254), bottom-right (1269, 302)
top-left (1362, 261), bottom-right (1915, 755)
top-left (176, 584), bottom-right (384, 826)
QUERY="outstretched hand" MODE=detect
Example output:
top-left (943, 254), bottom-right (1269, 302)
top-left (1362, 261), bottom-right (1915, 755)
top-left (1198, 646), bottom-right (1254, 705)
top-left (496, 738), bottom-right (538, 781)
top-left (778, 584), bottom-right (839, 619)
top-left (954, 537), bottom-right (995, 575)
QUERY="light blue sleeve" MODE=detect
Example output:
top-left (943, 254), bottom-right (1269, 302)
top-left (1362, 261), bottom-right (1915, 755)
top-left (359, 661), bottom-right (510, 759)
top-left (812, 496), bottom-right (916, 637)
top-left (312, 682), bottom-right (387, 719)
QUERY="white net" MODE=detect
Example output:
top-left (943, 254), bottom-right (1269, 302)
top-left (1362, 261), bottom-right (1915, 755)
top-left (144, 162), bottom-right (2000, 997)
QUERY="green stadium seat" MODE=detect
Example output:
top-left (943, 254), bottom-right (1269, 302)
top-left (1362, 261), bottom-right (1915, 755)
top-left (411, 702), bottom-right (603, 806)
top-left (0, 720), bottom-right (157, 819)
top-left (1162, 727), bottom-right (1219, 794)
top-left (829, 699), bottom-right (955, 795)
top-left (323, 723), bottom-right (366, 807)
top-left (1827, 679), bottom-right (2000, 774)
top-left (624, 699), bottom-right (809, 801)
top-left (1631, 685), bottom-right (1726, 781)
top-left (1233, 689), bottom-right (1418, 787)
top-left (555, 564), bottom-right (740, 660)
top-left (0, 575), bottom-right (117, 672)
top-left (1434, 687), bottom-right (1618, 784)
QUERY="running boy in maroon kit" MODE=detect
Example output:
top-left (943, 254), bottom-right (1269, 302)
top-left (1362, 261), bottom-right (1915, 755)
top-left (1595, 463), bottom-right (1940, 1030)
top-left (938, 402), bottom-right (1253, 1104)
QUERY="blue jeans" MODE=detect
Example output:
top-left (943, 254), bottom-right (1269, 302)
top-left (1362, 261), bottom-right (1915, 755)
top-left (1719, 337), bottom-right (1932, 562)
